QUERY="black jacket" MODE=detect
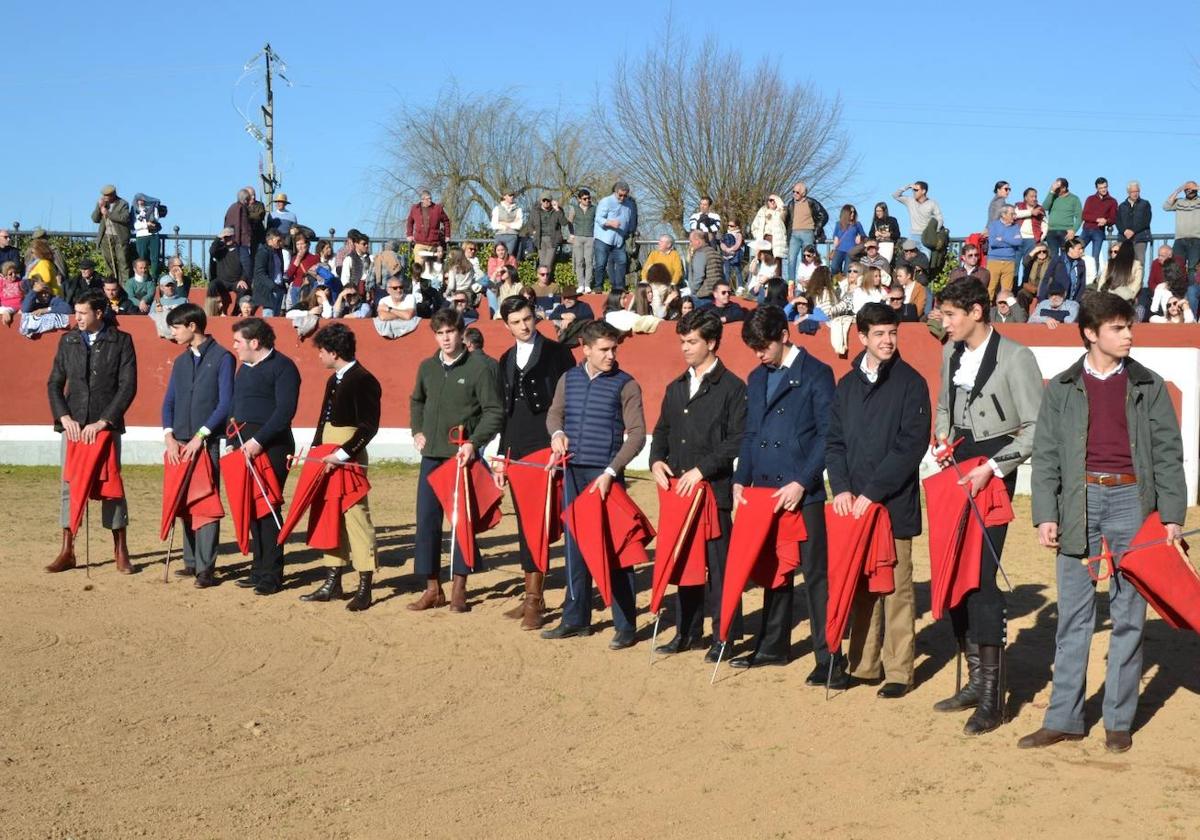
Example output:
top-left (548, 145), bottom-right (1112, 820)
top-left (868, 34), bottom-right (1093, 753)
top-left (312, 362), bottom-right (382, 460)
top-left (252, 245), bottom-right (286, 311)
top-left (649, 359), bottom-right (747, 509)
top-left (209, 239), bottom-right (247, 289)
top-left (47, 326), bottom-right (138, 433)
top-left (60, 275), bottom-right (102, 306)
top-left (1116, 197), bottom-right (1152, 243)
top-left (783, 197), bottom-right (830, 242)
top-left (496, 333), bottom-right (576, 455)
top-left (825, 351), bottom-right (930, 538)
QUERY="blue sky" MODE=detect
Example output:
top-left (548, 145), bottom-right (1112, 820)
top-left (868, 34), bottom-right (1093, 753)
top-left (8, 1), bottom-right (1200, 242)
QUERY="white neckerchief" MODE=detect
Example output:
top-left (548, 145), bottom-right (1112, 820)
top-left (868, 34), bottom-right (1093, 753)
top-left (515, 337), bottom-right (536, 370)
top-left (952, 328), bottom-right (994, 390)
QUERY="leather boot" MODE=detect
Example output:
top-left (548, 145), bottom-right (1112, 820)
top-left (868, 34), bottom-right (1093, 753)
top-left (112, 528), bottom-right (133, 574)
top-left (520, 572), bottom-right (546, 631)
top-left (933, 639), bottom-right (982, 713)
top-left (45, 528), bottom-right (77, 573)
top-left (407, 577), bottom-right (447, 611)
top-left (504, 572), bottom-right (532, 619)
top-left (345, 571), bottom-right (373, 612)
top-left (449, 574), bottom-right (470, 613)
top-left (299, 567), bottom-right (344, 602)
top-left (963, 645), bottom-right (1004, 736)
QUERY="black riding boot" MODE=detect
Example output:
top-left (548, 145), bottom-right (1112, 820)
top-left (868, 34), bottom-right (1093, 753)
top-left (963, 645), bottom-right (1004, 736)
top-left (300, 567), bottom-right (344, 602)
top-left (933, 639), bottom-right (981, 712)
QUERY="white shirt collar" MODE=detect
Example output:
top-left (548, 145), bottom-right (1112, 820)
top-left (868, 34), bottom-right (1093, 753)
top-left (859, 353), bottom-right (880, 383)
top-left (440, 349), bottom-right (465, 367)
top-left (334, 359), bottom-right (357, 381)
top-left (952, 328), bottom-right (994, 390)
top-left (780, 344), bottom-right (801, 370)
top-left (243, 348), bottom-right (274, 368)
top-left (1083, 356), bottom-right (1125, 381)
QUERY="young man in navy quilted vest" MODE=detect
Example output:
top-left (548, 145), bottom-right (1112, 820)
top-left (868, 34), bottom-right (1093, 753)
top-left (542, 320), bottom-right (647, 650)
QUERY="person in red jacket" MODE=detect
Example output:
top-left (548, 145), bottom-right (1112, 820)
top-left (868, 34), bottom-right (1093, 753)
top-left (1081, 177), bottom-right (1119, 271)
top-left (406, 189), bottom-right (451, 276)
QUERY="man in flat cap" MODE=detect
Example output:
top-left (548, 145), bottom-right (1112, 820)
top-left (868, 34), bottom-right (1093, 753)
top-left (529, 194), bottom-right (567, 271)
top-left (92, 185), bottom-right (131, 284)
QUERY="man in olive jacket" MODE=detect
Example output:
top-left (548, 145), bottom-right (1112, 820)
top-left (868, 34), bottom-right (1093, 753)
top-left (409, 309), bottom-right (504, 612)
top-left (1021, 292), bottom-right (1186, 754)
top-left (46, 290), bottom-right (138, 574)
top-left (649, 308), bottom-right (747, 662)
top-left (91, 184), bottom-right (131, 283)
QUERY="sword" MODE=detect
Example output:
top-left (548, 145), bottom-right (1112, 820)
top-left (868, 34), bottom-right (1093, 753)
top-left (932, 438), bottom-right (1013, 592)
top-left (163, 453), bottom-right (202, 583)
top-left (447, 426), bottom-right (467, 581)
top-left (226, 420), bottom-right (282, 529)
top-left (651, 484), bottom-right (707, 666)
top-left (1082, 528), bottom-right (1198, 581)
top-left (286, 451), bottom-right (369, 473)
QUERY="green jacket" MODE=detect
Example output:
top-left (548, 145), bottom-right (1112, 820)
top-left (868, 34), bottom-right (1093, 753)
top-left (409, 349), bottom-right (503, 458)
top-left (1030, 356), bottom-right (1187, 556)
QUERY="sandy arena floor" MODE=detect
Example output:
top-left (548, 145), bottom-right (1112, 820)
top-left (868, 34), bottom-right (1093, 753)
top-left (3, 464), bottom-right (1200, 839)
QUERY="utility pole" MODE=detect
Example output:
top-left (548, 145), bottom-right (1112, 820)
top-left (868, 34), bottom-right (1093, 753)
top-left (260, 43), bottom-right (279, 207)
top-left (235, 44), bottom-right (288, 207)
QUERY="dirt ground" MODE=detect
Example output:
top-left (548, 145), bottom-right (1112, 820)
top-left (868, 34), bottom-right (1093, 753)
top-left (3, 463), bottom-right (1200, 840)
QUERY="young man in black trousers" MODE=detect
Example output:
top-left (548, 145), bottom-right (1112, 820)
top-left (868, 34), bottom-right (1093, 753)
top-left (228, 317), bottom-right (300, 596)
top-left (493, 295), bottom-right (577, 630)
top-left (730, 305), bottom-right (845, 687)
top-left (649, 308), bottom-right (747, 662)
top-left (826, 303), bottom-right (930, 698)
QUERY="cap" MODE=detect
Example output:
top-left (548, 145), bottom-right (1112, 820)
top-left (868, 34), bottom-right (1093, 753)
top-left (1047, 282), bottom-right (1066, 297)
top-left (274, 192), bottom-right (290, 205)
top-left (540, 193), bottom-right (553, 201)
top-left (79, 258), bottom-right (96, 270)
top-left (159, 276), bottom-right (177, 287)
top-left (220, 226), bottom-right (236, 237)
top-left (100, 184), bottom-right (116, 196)
top-left (560, 285), bottom-right (580, 298)
top-left (901, 239), bottom-right (920, 251)
top-left (1001, 294), bottom-right (1017, 306)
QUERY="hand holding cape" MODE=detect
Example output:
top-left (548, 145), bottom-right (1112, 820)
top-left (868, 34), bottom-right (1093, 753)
top-left (650, 480), bottom-right (719, 614)
top-left (64, 431), bottom-right (125, 535)
top-left (277, 443), bottom-right (370, 550)
top-left (501, 447), bottom-right (563, 573)
top-left (219, 447), bottom-right (283, 555)
top-left (562, 480), bottom-right (655, 607)
top-left (1117, 512), bottom-right (1200, 633)
top-left (824, 503), bottom-right (896, 653)
top-left (426, 457), bottom-right (504, 570)
top-left (160, 452), bottom-right (224, 540)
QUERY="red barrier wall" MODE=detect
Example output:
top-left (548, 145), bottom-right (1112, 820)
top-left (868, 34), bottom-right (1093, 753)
top-left (5, 296), bottom-right (1197, 431)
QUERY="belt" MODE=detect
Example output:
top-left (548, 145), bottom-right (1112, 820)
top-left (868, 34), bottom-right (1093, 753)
top-left (1085, 472), bottom-right (1137, 486)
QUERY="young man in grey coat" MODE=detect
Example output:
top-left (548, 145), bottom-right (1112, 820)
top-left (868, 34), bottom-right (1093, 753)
top-left (1019, 292), bottom-right (1186, 754)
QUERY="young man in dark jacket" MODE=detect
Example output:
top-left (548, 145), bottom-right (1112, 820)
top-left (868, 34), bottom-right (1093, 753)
top-left (408, 309), bottom-right (504, 613)
top-left (1020, 292), bottom-right (1186, 754)
top-left (251, 229), bottom-right (287, 316)
top-left (650, 309), bottom-right (747, 662)
top-left (493, 295), bottom-right (577, 630)
top-left (826, 303), bottom-right (930, 698)
top-left (162, 304), bottom-right (234, 588)
top-left (46, 290), bottom-right (138, 574)
top-left (730, 306), bottom-right (844, 686)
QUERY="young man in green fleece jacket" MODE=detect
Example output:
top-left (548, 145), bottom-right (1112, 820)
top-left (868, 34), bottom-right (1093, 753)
top-left (1043, 177), bottom-right (1082, 260)
top-left (408, 308), bottom-right (504, 613)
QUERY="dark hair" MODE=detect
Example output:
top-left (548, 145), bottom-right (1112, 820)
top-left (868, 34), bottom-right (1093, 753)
top-left (856, 301), bottom-right (899, 334)
top-left (936, 278), bottom-right (991, 322)
top-left (77, 290), bottom-right (106, 314)
top-left (1101, 240), bottom-right (1137, 294)
top-left (576, 188), bottom-right (591, 198)
top-left (1095, 176), bottom-right (1108, 187)
top-left (1057, 177), bottom-right (1070, 191)
top-left (993, 181), bottom-right (1009, 193)
top-left (1162, 260), bottom-right (1189, 298)
top-left (232, 317), bottom-right (276, 349)
top-left (500, 295), bottom-right (533, 321)
top-left (166, 302), bottom-right (206, 331)
top-left (763, 277), bottom-right (789, 308)
top-left (265, 229), bottom-right (284, 242)
top-left (313, 322), bottom-right (356, 360)
top-left (429, 308), bottom-right (464, 333)
top-left (741, 305), bottom-right (789, 350)
top-left (699, 194), bottom-right (713, 204)
top-left (1023, 186), bottom-right (1037, 199)
top-left (463, 327), bottom-right (484, 350)
top-left (873, 201), bottom-right (889, 218)
top-left (580, 319), bottom-right (621, 346)
top-left (914, 181), bottom-right (929, 192)
top-left (645, 263), bottom-right (672, 285)
top-left (676, 308), bottom-right (723, 349)
top-left (1078, 291), bottom-right (1133, 348)
top-left (603, 290), bottom-right (625, 314)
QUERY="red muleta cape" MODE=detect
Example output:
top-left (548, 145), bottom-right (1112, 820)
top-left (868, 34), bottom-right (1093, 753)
top-left (426, 458), bottom-right (504, 569)
top-left (277, 443), bottom-right (370, 550)
top-left (718, 487), bottom-right (808, 642)
top-left (824, 503), bottom-right (897, 653)
top-left (922, 455), bottom-right (1013, 620)
top-left (64, 432), bottom-right (126, 535)
top-left (649, 480), bottom-right (720, 614)
top-left (160, 452), bottom-right (225, 540)
top-left (562, 480), bottom-right (655, 607)
top-left (503, 447), bottom-right (563, 573)
top-left (1119, 512), bottom-right (1200, 633)
top-left (219, 448), bottom-right (283, 555)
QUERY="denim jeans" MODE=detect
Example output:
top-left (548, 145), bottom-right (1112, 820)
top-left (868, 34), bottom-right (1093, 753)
top-left (830, 250), bottom-right (851, 276)
top-left (1016, 238), bottom-right (1037, 284)
top-left (1174, 237), bottom-right (1200, 277)
top-left (1044, 229), bottom-right (1068, 260)
top-left (787, 231), bottom-right (815, 281)
top-left (1080, 227), bottom-right (1106, 267)
top-left (237, 246), bottom-right (253, 280)
top-left (592, 238), bottom-right (627, 291)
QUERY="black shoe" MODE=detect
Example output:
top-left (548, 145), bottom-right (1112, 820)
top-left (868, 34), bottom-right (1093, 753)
top-left (345, 572), bottom-right (373, 612)
top-left (540, 621), bottom-right (592, 640)
top-left (729, 651), bottom-right (788, 669)
top-left (877, 682), bottom-right (909, 699)
top-left (299, 567), bottom-right (344, 603)
top-left (254, 582), bottom-right (280, 596)
top-left (654, 634), bottom-right (699, 655)
top-left (194, 571), bottom-right (218, 589)
top-left (174, 566), bottom-right (196, 578)
top-left (609, 629), bottom-right (636, 650)
top-left (804, 662), bottom-right (827, 686)
top-left (235, 577), bottom-right (258, 589)
top-left (825, 657), bottom-right (851, 691)
top-left (704, 642), bottom-right (726, 664)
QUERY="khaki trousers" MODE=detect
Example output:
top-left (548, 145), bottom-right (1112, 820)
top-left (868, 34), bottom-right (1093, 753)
top-left (320, 425), bottom-right (377, 573)
top-left (847, 538), bottom-right (915, 685)
top-left (988, 259), bottom-right (1016, 298)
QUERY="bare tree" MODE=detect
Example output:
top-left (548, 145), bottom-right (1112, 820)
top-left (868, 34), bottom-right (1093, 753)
top-left (375, 85), bottom-right (610, 237)
top-left (596, 34), bottom-right (855, 236)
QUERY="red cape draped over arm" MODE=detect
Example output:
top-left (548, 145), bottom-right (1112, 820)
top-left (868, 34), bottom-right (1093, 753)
top-left (426, 458), bottom-right (504, 570)
top-left (650, 480), bottom-right (720, 614)
top-left (503, 447), bottom-right (563, 573)
top-left (1119, 512), bottom-right (1200, 632)
top-left (824, 504), bottom-right (896, 653)
top-left (718, 487), bottom-right (807, 641)
top-left (65, 432), bottom-right (125, 535)
top-left (276, 443), bottom-right (370, 550)
top-left (160, 452), bottom-right (225, 540)
top-left (219, 448), bottom-right (283, 555)
top-left (922, 456), bottom-right (1013, 620)
top-left (562, 481), bottom-right (655, 607)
